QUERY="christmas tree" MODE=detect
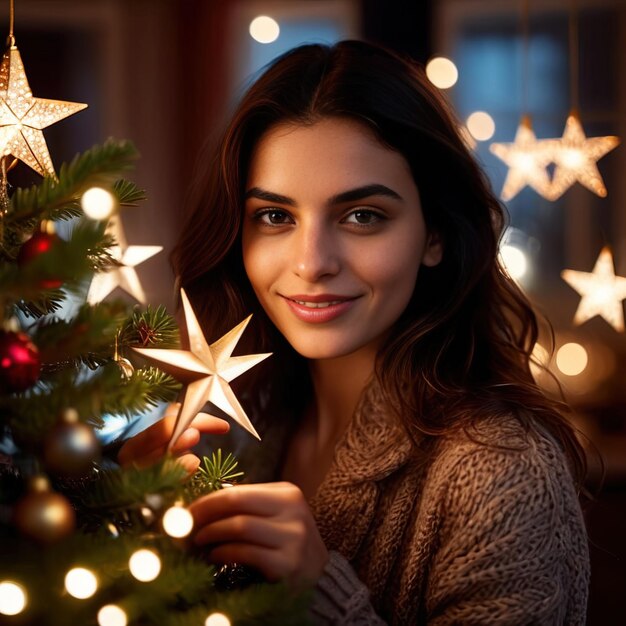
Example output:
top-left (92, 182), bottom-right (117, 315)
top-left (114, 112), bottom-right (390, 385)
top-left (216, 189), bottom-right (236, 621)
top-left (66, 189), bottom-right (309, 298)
top-left (0, 24), bottom-right (307, 626)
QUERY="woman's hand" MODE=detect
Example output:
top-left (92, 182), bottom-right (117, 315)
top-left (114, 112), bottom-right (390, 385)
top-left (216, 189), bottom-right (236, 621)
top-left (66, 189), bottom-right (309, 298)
top-left (188, 481), bottom-right (329, 585)
top-left (118, 402), bottom-right (230, 474)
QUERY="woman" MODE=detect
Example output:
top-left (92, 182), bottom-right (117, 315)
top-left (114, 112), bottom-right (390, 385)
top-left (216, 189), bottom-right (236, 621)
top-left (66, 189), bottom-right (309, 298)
top-left (120, 41), bottom-right (589, 624)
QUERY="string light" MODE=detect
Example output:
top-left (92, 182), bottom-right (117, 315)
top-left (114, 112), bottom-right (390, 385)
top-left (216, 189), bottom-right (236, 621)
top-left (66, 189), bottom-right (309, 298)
top-left (81, 187), bottom-right (116, 221)
top-left (530, 343), bottom-right (550, 380)
top-left (128, 549), bottom-right (161, 582)
top-left (556, 343), bottom-right (588, 376)
top-left (64, 567), bottom-right (98, 599)
top-left (162, 505), bottom-right (194, 538)
top-left (0, 581), bottom-right (27, 616)
top-left (466, 111), bottom-right (495, 141)
top-left (205, 612), bottom-right (231, 626)
top-left (249, 16), bottom-right (279, 43)
top-left (97, 604), bottom-right (128, 626)
top-left (425, 57), bottom-right (458, 89)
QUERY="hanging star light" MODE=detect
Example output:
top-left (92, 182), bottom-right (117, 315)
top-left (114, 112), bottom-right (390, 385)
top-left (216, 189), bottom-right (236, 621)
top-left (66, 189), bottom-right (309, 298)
top-left (87, 215), bottom-right (162, 304)
top-left (0, 45), bottom-right (87, 178)
top-left (134, 289), bottom-right (271, 448)
top-left (548, 113), bottom-right (619, 200)
top-left (489, 116), bottom-right (557, 201)
top-left (561, 246), bottom-right (626, 332)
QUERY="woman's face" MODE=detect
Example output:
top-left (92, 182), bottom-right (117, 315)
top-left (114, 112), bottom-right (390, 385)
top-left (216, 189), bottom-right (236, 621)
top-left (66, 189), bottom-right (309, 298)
top-left (242, 117), bottom-right (442, 360)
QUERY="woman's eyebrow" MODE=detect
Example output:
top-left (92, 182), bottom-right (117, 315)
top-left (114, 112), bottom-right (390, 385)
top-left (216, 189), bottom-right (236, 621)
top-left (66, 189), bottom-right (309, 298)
top-left (245, 184), bottom-right (403, 206)
top-left (329, 184), bottom-right (403, 204)
top-left (245, 187), bottom-right (295, 206)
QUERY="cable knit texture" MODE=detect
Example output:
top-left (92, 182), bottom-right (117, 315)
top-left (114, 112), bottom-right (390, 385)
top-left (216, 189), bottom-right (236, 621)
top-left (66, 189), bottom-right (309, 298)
top-left (306, 383), bottom-right (589, 625)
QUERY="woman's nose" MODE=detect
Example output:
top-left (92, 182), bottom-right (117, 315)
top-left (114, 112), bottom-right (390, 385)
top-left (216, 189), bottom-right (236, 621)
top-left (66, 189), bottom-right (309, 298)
top-left (292, 222), bottom-right (340, 282)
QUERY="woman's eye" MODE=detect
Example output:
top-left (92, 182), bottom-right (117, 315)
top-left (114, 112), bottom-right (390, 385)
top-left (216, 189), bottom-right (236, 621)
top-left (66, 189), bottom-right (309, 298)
top-left (342, 210), bottom-right (383, 226)
top-left (255, 209), bottom-right (293, 225)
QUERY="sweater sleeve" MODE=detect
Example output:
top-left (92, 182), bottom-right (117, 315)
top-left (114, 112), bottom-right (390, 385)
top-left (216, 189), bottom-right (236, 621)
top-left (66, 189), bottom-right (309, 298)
top-left (424, 426), bottom-right (589, 625)
top-left (309, 550), bottom-right (387, 625)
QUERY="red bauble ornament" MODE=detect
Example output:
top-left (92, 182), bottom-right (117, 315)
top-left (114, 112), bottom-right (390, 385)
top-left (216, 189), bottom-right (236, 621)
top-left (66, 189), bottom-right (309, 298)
top-left (17, 231), bottom-right (63, 289)
top-left (0, 330), bottom-right (41, 393)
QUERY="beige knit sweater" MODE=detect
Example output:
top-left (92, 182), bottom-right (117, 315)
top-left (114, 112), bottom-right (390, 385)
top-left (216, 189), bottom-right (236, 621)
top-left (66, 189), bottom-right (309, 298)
top-left (307, 384), bottom-right (590, 625)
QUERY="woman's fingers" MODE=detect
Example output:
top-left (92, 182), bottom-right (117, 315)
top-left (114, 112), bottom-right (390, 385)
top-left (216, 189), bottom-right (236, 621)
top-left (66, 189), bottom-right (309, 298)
top-left (194, 514), bottom-right (287, 549)
top-left (189, 482), bottom-right (302, 527)
top-left (205, 543), bottom-right (289, 582)
top-left (118, 404), bottom-right (230, 467)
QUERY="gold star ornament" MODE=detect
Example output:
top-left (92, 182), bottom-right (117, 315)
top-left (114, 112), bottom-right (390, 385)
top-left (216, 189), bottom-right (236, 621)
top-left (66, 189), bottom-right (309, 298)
top-left (561, 246), bottom-right (626, 332)
top-left (490, 116), bottom-right (557, 201)
top-left (0, 45), bottom-right (87, 178)
top-left (87, 215), bottom-right (162, 304)
top-left (134, 289), bottom-right (271, 449)
top-left (549, 113), bottom-right (619, 200)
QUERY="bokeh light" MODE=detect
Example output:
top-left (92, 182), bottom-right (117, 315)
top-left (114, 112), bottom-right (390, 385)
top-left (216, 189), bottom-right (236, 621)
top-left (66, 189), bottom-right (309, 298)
top-left (128, 549), bottom-right (161, 582)
top-left (98, 604), bottom-right (128, 626)
top-left (162, 505), bottom-right (194, 538)
top-left (0, 581), bottom-right (27, 616)
top-left (205, 612), bottom-right (232, 626)
top-left (81, 187), bottom-right (116, 221)
top-left (466, 111), bottom-right (496, 141)
top-left (530, 343), bottom-right (550, 379)
top-left (249, 16), bottom-right (280, 44)
top-left (65, 567), bottom-right (98, 599)
top-left (556, 343), bottom-right (588, 376)
top-left (499, 244), bottom-right (528, 280)
top-left (425, 56), bottom-right (458, 89)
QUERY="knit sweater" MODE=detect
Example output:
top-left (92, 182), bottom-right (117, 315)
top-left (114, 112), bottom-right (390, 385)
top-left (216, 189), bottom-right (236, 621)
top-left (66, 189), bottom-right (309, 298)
top-left (305, 384), bottom-right (590, 625)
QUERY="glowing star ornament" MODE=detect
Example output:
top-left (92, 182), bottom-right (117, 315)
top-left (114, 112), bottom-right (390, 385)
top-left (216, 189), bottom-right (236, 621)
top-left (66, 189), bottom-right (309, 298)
top-left (548, 113), bottom-right (619, 200)
top-left (133, 289), bottom-right (270, 448)
top-left (0, 46), bottom-right (87, 178)
top-left (87, 215), bottom-right (162, 304)
top-left (489, 116), bottom-right (556, 201)
top-left (561, 247), bottom-right (626, 332)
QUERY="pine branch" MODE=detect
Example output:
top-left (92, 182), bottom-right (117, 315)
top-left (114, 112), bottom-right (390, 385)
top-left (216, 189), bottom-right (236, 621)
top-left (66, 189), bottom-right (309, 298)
top-left (185, 450), bottom-right (244, 501)
top-left (5, 139), bottom-right (140, 225)
top-left (120, 305), bottom-right (180, 349)
top-left (79, 458), bottom-right (187, 512)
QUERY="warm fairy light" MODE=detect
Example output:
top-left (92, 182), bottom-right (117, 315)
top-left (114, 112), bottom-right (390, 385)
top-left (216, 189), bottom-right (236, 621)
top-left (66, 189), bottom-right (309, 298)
top-left (466, 111), bottom-right (495, 141)
top-left (0, 581), bottom-right (27, 616)
top-left (499, 244), bottom-right (528, 280)
top-left (128, 549), bottom-right (161, 582)
top-left (81, 187), bottom-right (116, 220)
top-left (64, 567), bottom-right (98, 599)
top-left (249, 16), bottom-right (280, 43)
top-left (205, 612), bottom-right (232, 626)
top-left (561, 247), bottom-right (626, 331)
top-left (162, 505), bottom-right (194, 538)
top-left (97, 604), bottom-right (128, 626)
top-left (425, 57), bottom-right (458, 89)
top-left (556, 343), bottom-right (588, 376)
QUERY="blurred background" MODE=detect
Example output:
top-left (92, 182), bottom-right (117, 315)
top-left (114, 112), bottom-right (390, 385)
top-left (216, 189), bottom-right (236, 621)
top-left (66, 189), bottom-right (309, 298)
top-left (2, 0), bottom-right (624, 622)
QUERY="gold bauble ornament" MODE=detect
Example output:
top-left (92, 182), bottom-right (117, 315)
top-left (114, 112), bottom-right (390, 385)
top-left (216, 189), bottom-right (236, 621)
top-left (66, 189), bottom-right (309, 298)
top-left (13, 476), bottom-right (75, 543)
top-left (43, 408), bottom-right (101, 477)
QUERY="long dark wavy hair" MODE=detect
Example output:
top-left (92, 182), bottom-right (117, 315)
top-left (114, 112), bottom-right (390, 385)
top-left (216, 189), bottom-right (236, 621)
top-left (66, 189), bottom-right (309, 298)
top-left (171, 40), bottom-right (586, 486)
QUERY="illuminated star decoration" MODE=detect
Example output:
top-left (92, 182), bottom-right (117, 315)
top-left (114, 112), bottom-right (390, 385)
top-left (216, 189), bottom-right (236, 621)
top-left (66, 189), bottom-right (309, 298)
top-left (134, 289), bottom-right (271, 449)
top-left (561, 246), bottom-right (626, 332)
top-left (0, 45), bottom-right (87, 178)
top-left (490, 116), bottom-right (557, 201)
top-left (87, 215), bottom-right (162, 304)
top-left (548, 112), bottom-right (620, 200)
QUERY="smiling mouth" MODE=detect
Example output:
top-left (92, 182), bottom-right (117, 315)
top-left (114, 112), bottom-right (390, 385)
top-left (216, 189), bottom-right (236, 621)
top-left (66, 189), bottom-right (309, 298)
top-left (290, 299), bottom-right (345, 309)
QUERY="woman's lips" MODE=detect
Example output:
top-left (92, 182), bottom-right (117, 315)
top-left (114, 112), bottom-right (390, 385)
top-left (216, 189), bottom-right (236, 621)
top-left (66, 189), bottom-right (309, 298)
top-left (281, 294), bottom-right (359, 323)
